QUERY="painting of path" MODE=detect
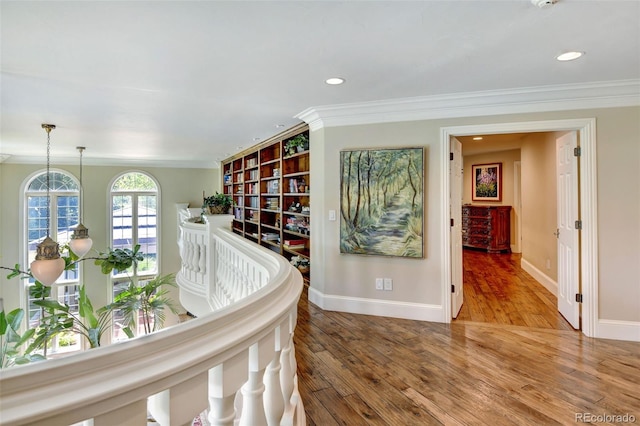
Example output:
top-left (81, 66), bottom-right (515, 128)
top-left (340, 147), bottom-right (423, 258)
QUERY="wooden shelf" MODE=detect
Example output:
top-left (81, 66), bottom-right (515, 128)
top-left (222, 123), bottom-right (311, 279)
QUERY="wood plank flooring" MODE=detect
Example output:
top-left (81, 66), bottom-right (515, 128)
top-left (295, 286), bottom-right (640, 425)
top-left (456, 249), bottom-right (574, 331)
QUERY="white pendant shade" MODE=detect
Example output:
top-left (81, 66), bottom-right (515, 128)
top-left (30, 257), bottom-right (66, 286)
top-left (69, 236), bottom-right (93, 258)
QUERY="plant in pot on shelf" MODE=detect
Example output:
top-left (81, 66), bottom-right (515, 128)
top-left (284, 134), bottom-right (309, 157)
top-left (290, 256), bottom-right (310, 274)
top-left (202, 192), bottom-right (233, 215)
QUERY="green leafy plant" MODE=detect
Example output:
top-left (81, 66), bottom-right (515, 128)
top-left (31, 285), bottom-right (112, 349)
top-left (203, 192), bottom-right (233, 214)
top-left (0, 307), bottom-right (45, 368)
top-left (284, 134), bottom-right (309, 157)
top-left (101, 274), bottom-right (178, 336)
top-left (1, 243), bottom-right (175, 364)
top-left (94, 244), bottom-right (144, 275)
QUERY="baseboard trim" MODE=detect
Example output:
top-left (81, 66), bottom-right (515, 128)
top-left (520, 257), bottom-right (557, 296)
top-left (597, 319), bottom-right (640, 342)
top-left (308, 286), bottom-right (443, 322)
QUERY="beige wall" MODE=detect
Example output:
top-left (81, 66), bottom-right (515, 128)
top-left (520, 132), bottom-right (561, 281)
top-left (0, 163), bottom-right (217, 318)
top-left (310, 106), bottom-right (640, 323)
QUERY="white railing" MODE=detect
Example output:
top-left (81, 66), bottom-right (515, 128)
top-left (0, 208), bottom-right (304, 426)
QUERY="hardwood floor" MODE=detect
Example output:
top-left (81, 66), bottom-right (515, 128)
top-left (456, 249), bottom-right (574, 331)
top-left (295, 286), bottom-right (640, 425)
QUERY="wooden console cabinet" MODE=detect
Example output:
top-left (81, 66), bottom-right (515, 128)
top-left (462, 205), bottom-right (511, 253)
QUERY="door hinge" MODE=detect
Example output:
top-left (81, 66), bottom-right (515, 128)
top-left (575, 220), bottom-right (582, 230)
top-left (574, 146), bottom-right (581, 157)
top-left (575, 293), bottom-right (583, 303)
top-left (450, 152), bottom-right (454, 161)
top-left (451, 284), bottom-right (455, 293)
top-left (450, 218), bottom-right (454, 227)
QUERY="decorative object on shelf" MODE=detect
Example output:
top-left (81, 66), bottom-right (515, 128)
top-left (69, 146), bottom-right (93, 258)
top-left (284, 134), bottom-right (309, 157)
top-left (340, 147), bottom-right (424, 258)
top-left (289, 255), bottom-right (310, 273)
top-left (30, 124), bottom-right (66, 286)
top-left (202, 191), bottom-right (233, 214)
top-left (288, 201), bottom-right (302, 212)
top-left (472, 162), bottom-right (502, 202)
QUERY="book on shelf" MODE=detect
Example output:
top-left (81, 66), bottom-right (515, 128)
top-left (261, 232), bottom-right (279, 241)
top-left (284, 243), bottom-right (305, 250)
top-left (284, 239), bottom-right (306, 246)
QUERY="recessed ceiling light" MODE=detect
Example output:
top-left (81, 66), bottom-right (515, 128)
top-left (325, 77), bottom-right (345, 85)
top-left (472, 136), bottom-right (483, 141)
top-left (556, 51), bottom-right (584, 61)
top-left (275, 124), bottom-right (285, 128)
top-left (253, 137), bottom-right (261, 142)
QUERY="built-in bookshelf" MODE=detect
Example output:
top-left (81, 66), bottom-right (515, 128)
top-left (221, 123), bottom-right (310, 282)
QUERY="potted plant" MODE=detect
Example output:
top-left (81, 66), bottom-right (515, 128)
top-left (202, 192), bottom-right (233, 215)
top-left (284, 134), bottom-right (309, 157)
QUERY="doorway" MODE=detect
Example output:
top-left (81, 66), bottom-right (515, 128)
top-left (441, 119), bottom-right (598, 338)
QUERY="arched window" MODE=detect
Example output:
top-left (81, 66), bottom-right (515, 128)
top-left (24, 170), bottom-right (81, 353)
top-left (109, 171), bottom-right (160, 340)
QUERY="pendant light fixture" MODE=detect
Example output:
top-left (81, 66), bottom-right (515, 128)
top-left (69, 146), bottom-right (93, 257)
top-left (30, 124), bottom-right (66, 286)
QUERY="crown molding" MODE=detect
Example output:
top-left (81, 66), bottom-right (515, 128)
top-left (2, 155), bottom-right (218, 169)
top-left (295, 79), bottom-right (640, 131)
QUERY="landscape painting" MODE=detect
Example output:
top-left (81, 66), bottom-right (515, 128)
top-left (340, 147), bottom-right (423, 258)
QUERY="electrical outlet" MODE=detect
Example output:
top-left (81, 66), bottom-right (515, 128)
top-left (383, 278), bottom-right (393, 291)
top-left (375, 278), bottom-right (383, 290)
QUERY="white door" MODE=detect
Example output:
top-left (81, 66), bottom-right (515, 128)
top-left (556, 132), bottom-right (580, 329)
top-left (451, 138), bottom-right (464, 317)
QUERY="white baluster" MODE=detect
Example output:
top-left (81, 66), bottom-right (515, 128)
top-left (199, 241), bottom-right (207, 273)
top-left (280, 339), bottom-right (294, 410)
top-left (208, 357), bottom-right (248, 426)
top-left (239, 343), bottom-right (268, 426)
top-left (263, 326), bottom-right (284, 425)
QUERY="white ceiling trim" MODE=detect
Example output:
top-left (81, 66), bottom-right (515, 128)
top-left (4, 155), bottom-right (217, 169)
top-left (295, 80), bottom-right (640, 131)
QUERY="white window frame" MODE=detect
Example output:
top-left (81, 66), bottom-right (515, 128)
top-left (21, 168), bottom-right (84, 354)
top-left (108, 170), bottom-right (161, 340)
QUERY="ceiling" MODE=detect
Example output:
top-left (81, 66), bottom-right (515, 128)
top-left (1, 1), bottom-right (639, 168)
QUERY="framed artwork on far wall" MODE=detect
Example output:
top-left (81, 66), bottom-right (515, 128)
top-left (472, 163), bottom-right (502, 202)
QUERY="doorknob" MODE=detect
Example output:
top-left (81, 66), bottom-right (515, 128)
top-left (553, 228), bottom-right (560, 238)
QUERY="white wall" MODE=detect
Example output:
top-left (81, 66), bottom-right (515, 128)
top-left (309, 106), bottom-right (640, 325)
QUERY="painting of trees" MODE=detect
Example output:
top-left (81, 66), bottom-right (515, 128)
top-left (340, 147), bottom-right (423, 258)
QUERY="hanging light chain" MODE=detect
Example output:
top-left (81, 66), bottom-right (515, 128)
top-left (78, 146), bottom-right (85, 223)
top-left (42, 124), bottom-right (56, 237)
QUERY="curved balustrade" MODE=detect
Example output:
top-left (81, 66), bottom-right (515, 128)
top-left (0, 208), bottom-right (305, 426)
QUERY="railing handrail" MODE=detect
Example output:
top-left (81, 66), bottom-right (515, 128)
top-left (0, 226), bottom-right (303, 426)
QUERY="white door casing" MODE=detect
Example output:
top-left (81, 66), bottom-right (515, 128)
top-left (451, 138), bottom-right (463, 317)
top-left (556, 132), bottom-right (580, 329)
top-left (441, 118), bottom-right (598, 338)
